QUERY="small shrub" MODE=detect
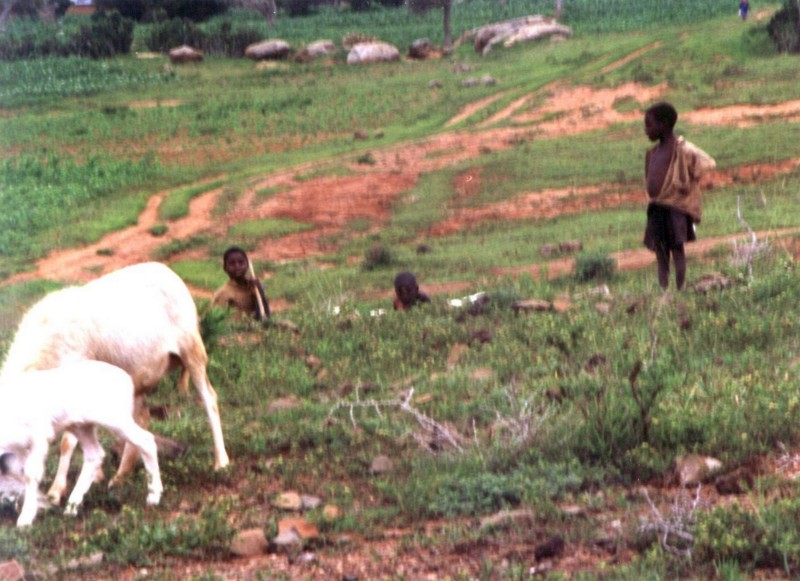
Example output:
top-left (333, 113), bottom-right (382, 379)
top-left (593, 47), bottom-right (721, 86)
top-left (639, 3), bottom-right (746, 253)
top-left (767, 0), bottom-right (800, 54)
top-left (149, 224), bottom-right (168, 237)
top-left (574, 251), bottom-right (616, 282)
top-left (361, 244), bottom-right (395, 271)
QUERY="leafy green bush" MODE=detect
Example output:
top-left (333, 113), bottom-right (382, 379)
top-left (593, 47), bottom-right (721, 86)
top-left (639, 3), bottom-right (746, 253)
top-left (70, 11), bottom-right (135, 59)
top-left (574, 251), bottom-right (616, 282)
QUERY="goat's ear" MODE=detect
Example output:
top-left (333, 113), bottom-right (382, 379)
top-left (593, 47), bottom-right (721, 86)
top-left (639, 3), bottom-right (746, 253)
top-left (0, 453), bottom-right (12, 475)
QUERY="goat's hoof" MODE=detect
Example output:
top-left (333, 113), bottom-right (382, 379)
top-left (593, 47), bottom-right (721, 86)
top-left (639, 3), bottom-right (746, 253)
top-left (64, 504), bottom-right (79, 517)
top-left (108, 476), bottom-right (121, 489)
top-left (146, 493), bottom-right (162, 506)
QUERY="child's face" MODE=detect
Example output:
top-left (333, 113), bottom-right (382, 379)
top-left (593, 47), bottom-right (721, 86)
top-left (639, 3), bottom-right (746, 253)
top-left (396, 284), bottom-right (418, 305)
top-left (224, 252), bottom-right (249, 280)
top-left (644, 113), bottom-right (666, 142)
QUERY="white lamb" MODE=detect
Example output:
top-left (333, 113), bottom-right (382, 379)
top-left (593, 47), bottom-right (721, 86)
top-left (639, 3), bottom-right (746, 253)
top-left (0, 262), bottom-right (229, 504)
top-left (0, 361), bottom-right (162, 527)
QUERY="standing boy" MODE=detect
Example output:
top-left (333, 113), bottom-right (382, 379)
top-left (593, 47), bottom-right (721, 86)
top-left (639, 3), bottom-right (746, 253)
top-left (212, 246), bottom-right (270, 320)
top-left (643, 102), bottom-right (716, 290)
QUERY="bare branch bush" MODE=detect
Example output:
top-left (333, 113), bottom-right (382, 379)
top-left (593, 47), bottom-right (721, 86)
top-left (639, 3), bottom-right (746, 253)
top-left (637, 485), bottom-right (704, 557)
top-left (730, 194), bottom-right (770, 280)
top-left (328, 384), bottom-right (554, 454)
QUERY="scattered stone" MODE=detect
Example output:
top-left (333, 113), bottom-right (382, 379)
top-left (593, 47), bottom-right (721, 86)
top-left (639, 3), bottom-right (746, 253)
top-left (0, 560), bottom-right (25, 581)
top-left (267, 395), bottom-right (301, 413)
top-left (594, 301), bottom-right (612, 315)
top-left (428, 79), bottom-right (443, 89)
top-left (534, 535), bottom-right (565, 560)
top-left (552, 297), bottom-right (571, 313)
top-left (675, 454), bottom-right (723, 487)
top-left (323, 504), bottom-right (343, 521)
top-left (479, 508), bottom-right (535, 531)
top-left (354, 130), bottom-right (369, 140)
top-left (301, 494), bottom-right (322, 509)
top-left (305, 355), bottom-right (323, 371)
top-left (273, 491), bottom-right (304, 511)
top-left (168, 45), bottom-right (203, 64)
top-left (370, 454), bottom-right (394, 475)
top-left (230, 528), bottom-right (269, 557)
top-left (346, 42), bottom-right (400, 65)
top-left (446, 342), bottom-right (469, 368)
top-left (462, 77), bottom-right (480, 88)
top-left (277, 319), bottom-right (300, 333)
top-left (245, 39), bottom-right (293, 60)
top-left (471, 368), bottom-right (493, 381)
top-left (453, 63), bottom-right (472, 73)
top-left (278, 517), bottom-right (319, 540)
top-left (408, 38), bottom-right (438, 60)
top-left (511, 299), bottom-right (553, 313)
top-left (480, 74), bottom-right (497, 86)
top-left (574, 284), bottom-right (610, 300)
top-left (694, 272), bottom-right (733, 294)
top-left (294, 551), bottom-right (318, 566)
top-left (272, 527), bottom-right (303, 553)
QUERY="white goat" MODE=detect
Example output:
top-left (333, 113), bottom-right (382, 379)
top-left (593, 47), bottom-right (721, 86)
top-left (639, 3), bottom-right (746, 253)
top-left (0, 262), bottom-right (229, 504)
top-left (0, 361), bottom-right (162, 527)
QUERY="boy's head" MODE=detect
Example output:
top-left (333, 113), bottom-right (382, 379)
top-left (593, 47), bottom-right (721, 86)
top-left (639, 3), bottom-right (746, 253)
top-left (394, 271), bottom-right (420, 306)
top-left (222, 246), bottom-right (250, 280)
top-left (644, 102), bottom-right (678, 141)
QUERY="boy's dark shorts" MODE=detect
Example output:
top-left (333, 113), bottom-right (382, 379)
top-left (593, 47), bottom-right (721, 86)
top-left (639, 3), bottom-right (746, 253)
top-left (643, 203), bottom-right (695, 252)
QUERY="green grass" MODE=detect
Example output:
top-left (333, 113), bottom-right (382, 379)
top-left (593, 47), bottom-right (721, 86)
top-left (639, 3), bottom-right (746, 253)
top-left (2, 3), bottom-right (800, 578)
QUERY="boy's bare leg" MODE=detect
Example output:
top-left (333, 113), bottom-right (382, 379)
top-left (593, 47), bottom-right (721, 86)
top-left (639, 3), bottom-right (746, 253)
top-left (673, 246), bottom-right (687, 290)
top-left (656, 246), bottom-right (670, 289)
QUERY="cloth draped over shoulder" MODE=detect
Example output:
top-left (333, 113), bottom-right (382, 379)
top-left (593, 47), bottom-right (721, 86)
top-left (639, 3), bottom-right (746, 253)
top-left (646, 137), bottom-right (716, 224)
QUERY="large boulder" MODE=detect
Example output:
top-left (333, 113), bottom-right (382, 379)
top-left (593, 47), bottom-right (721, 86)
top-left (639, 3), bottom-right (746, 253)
top-left (346, 42), bottom-right (400, 65)
top-left (408, 38), bottom-right (439, 60)
top-left (245, 39), bottom-right (293, 60)
top-left (462, 15), bottom-right (572, 55)
top-left (294, 39), bottom-right (337, 63)
top-left (168, 45), bottom-right (203, 64)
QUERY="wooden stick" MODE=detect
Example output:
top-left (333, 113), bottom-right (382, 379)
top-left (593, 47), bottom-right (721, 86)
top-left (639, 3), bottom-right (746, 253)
top-left (248, 261), bottom-right (267, 320)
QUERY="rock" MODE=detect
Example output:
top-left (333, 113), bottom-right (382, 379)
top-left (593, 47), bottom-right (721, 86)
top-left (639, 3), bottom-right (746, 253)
top-left (428, 79), bottom-right (443, 89)
top-left (301, 494), bottom-right (322, 509)
top-left (479, 508), bottom-right (535, 531)
top-left (346, 42), bottom-right (400, 65)
top-left (675, 454), bottom-right (723, 486)
top-left (694, 272), bottom-right (733, 294)
top-left (230, 528), bottom-right (269, 557)
top-left (245, 39), bottom-right (293, 60)
top-left (446, 342), bottom-right (469, 369)
top-left (370, 454), bottom-right (394, 475)
top-left (0, 560), bottom-right (25, 581)
top-left (323, 504), bottom-right (342, 520)
top-left (168, 45), bottom-right (203, 64)
top-left (267, 395), bottom-right (301, 413)
top-left (480, 74), bottom-right (496, 86)
top-left (294, 39), bottom-right (337, 62)
top-left (272, 527), bottom-right (303, 553)
top-left (465, 15), bottom-right (572, 55)
top-left (408, 38), bottom-right (439, 60)
top-left (512, 299), bottom-right (553, 313)
top-left (278, 517), bottom-right (319, 540)
top-left (273, 491), bottom-right (304, 511)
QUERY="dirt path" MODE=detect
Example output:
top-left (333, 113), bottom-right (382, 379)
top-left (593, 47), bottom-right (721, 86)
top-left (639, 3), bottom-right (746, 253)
top-left (6, 57), bottom-right (800, 303)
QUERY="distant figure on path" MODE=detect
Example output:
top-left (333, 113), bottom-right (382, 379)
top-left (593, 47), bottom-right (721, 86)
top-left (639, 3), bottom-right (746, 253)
top-left (739, 0), bottom-right (749, 20)
top-left (212, 246), bottom-right (270, 320)
top-left (642, 102), bottom-right (716, 290)
top-left (393, 272), bottom-right (430, 311)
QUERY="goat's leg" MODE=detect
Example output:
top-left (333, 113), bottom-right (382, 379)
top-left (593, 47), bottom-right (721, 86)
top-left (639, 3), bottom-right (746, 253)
top-left (47, 431), bottom-right (79, 505)
top-left (109, 394), bottom-right (149, 487)
top-left (109, 421), bottom-right (163, 506)
top-left (65, 425), bottom-right (104, 516)
top-left (17, 441), bottom-right (47, 527)
top-left (184, 337), bottom-right (229, 469)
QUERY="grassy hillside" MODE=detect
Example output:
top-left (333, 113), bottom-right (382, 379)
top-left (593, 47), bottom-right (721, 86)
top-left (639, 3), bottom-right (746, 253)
top-left (2, 3), bottom-right (800, 578)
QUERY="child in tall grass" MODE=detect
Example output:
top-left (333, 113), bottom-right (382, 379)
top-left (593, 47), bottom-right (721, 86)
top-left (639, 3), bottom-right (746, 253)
top-left (642, 102), bottom-right (716, 290)
top-left (393, 271), bottom-right (430, 311)
top-left (212, 246), bottom-right (270, 320)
